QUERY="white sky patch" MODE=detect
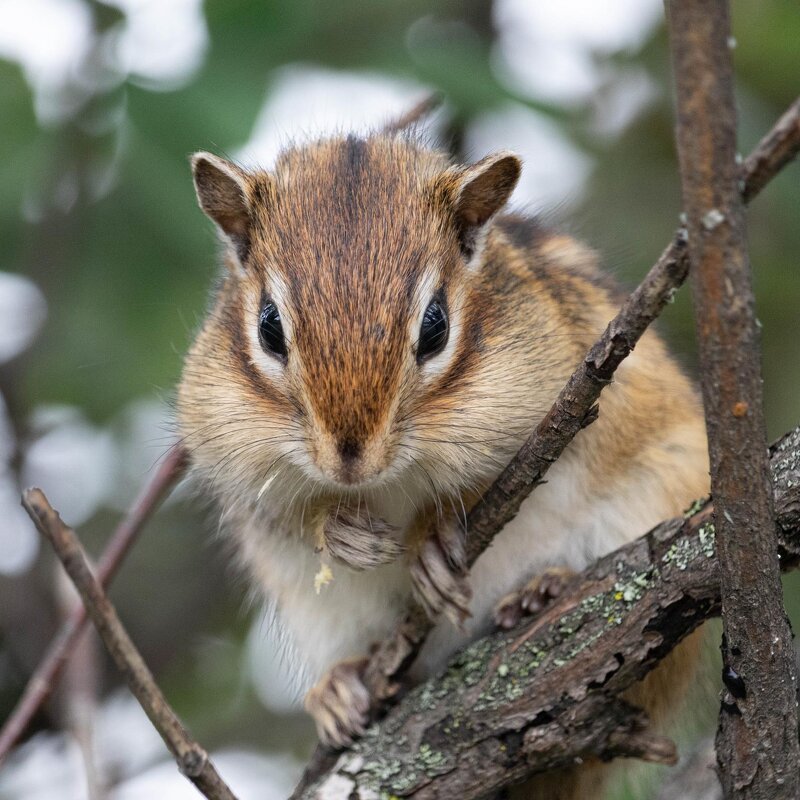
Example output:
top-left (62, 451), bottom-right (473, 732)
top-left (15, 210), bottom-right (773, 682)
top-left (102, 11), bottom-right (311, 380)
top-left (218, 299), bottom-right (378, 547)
top-left (112, 750), bottom-right (302, 800)
top-left (0, 447), bottom-right (39, 574)
top-left (237, 65), bottom-right (435, 168)
top-left (0, 475), bottom-right (39, 575)
top-left (0, 700), bottom-right (302, 800)
top-left (0, 732), bottom-right (88, 800)
top-left (94, 691), bottom-right (166, 781)
top-left (0, 273), bottom-right (47, 575)
top-left (493, 0), bottom-right (663, 104)
top-left (22, 405), bottom-right (117, 528)
top-left (591, 67), bottom-right (659, 138)
top-left (0, 0), bottom-right (93, 121)
top-left (102, 0), bottom-right (208, 90)
top-left (0, 0), bottom-right (207, 122)
top-left (465, 103), bottom-right (592, 212)
top-left (106, 397), bottom-right (177, 511)
top-left (0, 273), bottom-right (47, 364)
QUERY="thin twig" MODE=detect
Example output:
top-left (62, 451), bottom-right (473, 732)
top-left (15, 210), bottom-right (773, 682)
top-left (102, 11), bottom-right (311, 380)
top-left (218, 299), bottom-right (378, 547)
top-left (741, 96), bottom-right (800, 203)
top-left (667, 2), bottom-right (799, 797)
top-left (21, 488), bottom-right (237, 800)
top-left (359, 93), bottom-right (800, 708)
top-left (382, 92), bottom-right (443, 133)
top-left (292, 426), bottom-right (800, 799)
top-left (0, 446), bottom-right (187, 765)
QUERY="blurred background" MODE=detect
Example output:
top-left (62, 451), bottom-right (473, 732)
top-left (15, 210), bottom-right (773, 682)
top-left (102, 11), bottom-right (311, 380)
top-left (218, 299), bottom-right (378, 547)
top-left (0, 0), bottom-right (797, 798)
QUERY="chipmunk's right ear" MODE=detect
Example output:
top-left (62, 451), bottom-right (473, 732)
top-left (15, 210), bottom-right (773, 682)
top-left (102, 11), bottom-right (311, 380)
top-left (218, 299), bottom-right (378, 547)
top-left (435, 151), bottom-right (521, 267)
top-left (191, 152), bottom-right (252, 264)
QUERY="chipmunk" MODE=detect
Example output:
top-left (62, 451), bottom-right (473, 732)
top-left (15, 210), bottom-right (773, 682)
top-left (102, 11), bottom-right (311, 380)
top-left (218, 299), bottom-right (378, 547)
top-left (177, 130), bottom-right (709, 799)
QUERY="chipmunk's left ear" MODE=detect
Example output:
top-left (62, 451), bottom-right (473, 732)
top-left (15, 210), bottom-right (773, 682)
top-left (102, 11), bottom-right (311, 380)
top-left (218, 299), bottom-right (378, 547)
top-left (442, 151), bottom-right (521, 262)
top-left (191, 151), bottom-right (254, 266)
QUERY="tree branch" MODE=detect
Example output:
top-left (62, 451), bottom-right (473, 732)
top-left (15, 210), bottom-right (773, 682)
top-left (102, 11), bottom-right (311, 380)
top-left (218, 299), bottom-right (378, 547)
top-left (293, 426), bottom-right (800, 800)
top-left (382, 93), bottom-right (443, 133)
top-left (0, 446), bottom-right (187, 765)
top-left (21, 487), bottom-right (237, 800)
top-left (667, 3), bottom-right (799, 797)
top-left (741, 96), bottom-right (800, 203)
top-left (359, 91), bottom-right (800, 711)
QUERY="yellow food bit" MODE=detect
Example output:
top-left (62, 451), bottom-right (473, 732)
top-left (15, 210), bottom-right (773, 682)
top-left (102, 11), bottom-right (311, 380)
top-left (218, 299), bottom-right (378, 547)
top-left (314, 563), bottom-right (333, 594)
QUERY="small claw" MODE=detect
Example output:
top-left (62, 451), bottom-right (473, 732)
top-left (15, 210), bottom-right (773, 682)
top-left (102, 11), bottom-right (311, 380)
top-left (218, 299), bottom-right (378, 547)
top-left (493, 567), bottom-right (575, 630)
top-left (304, 657), bottom-right (371, 748)
top-left (410, 521), bottom-right (472, 629)
top-left (324, 508), bottom-right (404, 570)
top-left (436, 516), bottom-right (467, 573)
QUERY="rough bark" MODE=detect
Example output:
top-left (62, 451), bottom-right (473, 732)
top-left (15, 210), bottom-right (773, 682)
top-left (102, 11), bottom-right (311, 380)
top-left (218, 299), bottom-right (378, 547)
top-left (667, 2), bottom-right (800, 797)
top-left (293, 427), bottom-right (800, 800)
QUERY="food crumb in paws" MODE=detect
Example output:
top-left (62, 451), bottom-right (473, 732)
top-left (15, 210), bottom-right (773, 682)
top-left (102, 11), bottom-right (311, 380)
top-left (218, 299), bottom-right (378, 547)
top-left (314, 562), bottom-right (334, 594)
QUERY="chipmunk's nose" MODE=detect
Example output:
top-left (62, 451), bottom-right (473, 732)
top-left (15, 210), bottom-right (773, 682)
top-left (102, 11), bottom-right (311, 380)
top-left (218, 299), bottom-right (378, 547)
top-left (339, 437), bottom-right (361, 463)
top-left (337, 437), bottom-right (362, 485)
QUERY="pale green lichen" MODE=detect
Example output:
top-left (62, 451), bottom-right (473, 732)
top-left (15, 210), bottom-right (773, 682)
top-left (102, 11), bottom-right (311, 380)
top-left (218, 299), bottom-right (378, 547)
top-left (471, 563), bottom-right (663, 711)
top-left (661, 522), bottom-right (716, 571)
top-left (698, 521), bottom-right (716, 556)
top-left (417, 743), bottom-right (447, 770)
top-left (683, 496), bottom-right (708, 518)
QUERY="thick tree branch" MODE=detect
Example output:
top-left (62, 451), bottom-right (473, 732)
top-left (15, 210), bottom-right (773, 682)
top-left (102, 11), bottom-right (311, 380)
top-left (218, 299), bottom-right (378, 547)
top-left (359, 92), bottom-right (800, 710)
top-left (21, 488), bottom-right (237, 800)
top-left (293, 427), bottom-right (800, 800)
top-left (667, 3), bottom-right (799, 797)
top-left (0, 446), bottom-right (187, 765)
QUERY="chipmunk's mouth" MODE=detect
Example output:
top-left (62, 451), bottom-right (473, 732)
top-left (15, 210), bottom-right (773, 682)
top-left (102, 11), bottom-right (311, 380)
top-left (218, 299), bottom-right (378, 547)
top-left (307, 429), bottom-right (395, 490)
top-left (312, 461), bottom-right (390, 492)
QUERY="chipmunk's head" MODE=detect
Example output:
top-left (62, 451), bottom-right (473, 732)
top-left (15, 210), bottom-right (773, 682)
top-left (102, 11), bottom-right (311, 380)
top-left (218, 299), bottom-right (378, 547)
top-left (178, 134), bottom-right (520, 503)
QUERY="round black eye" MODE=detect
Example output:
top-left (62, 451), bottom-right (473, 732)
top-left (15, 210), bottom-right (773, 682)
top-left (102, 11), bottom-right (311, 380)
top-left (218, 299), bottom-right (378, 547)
top-left (417, 299), bottom-right (449, 362)
top-left (258, 301), bottom-right (287, 359)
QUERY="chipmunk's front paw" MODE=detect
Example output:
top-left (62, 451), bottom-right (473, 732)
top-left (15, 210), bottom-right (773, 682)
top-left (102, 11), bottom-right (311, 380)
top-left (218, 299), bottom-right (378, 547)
top-left (323, 508), bottom-right (404, 570)
top-left (304, 657), bottom-right (371, 748)
top-left (410, 520), bottom-right (472, 628)
top-left (493, 567), bottom-right (575, 630)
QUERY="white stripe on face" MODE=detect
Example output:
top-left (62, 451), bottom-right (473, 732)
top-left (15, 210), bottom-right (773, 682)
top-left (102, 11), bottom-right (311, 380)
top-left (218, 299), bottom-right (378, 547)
top-left (411, 265), bottom-right (463, 382)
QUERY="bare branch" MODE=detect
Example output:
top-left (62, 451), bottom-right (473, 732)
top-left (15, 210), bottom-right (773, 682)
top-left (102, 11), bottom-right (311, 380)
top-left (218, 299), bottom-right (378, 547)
top-left (21, 487), bottom-right (237, 800)
top-left (293, 427), bottom-right (800, 800)
top-left (667, 2), bottom-right (799, 797)
top-left (360, 92), bottom-right (800, 709)
top-left (382, 93), bottom-right (443, 133)
top-left (0, 446), bottom-right (187, 765)
top-left (741, 96), bottom-right (800, 203)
